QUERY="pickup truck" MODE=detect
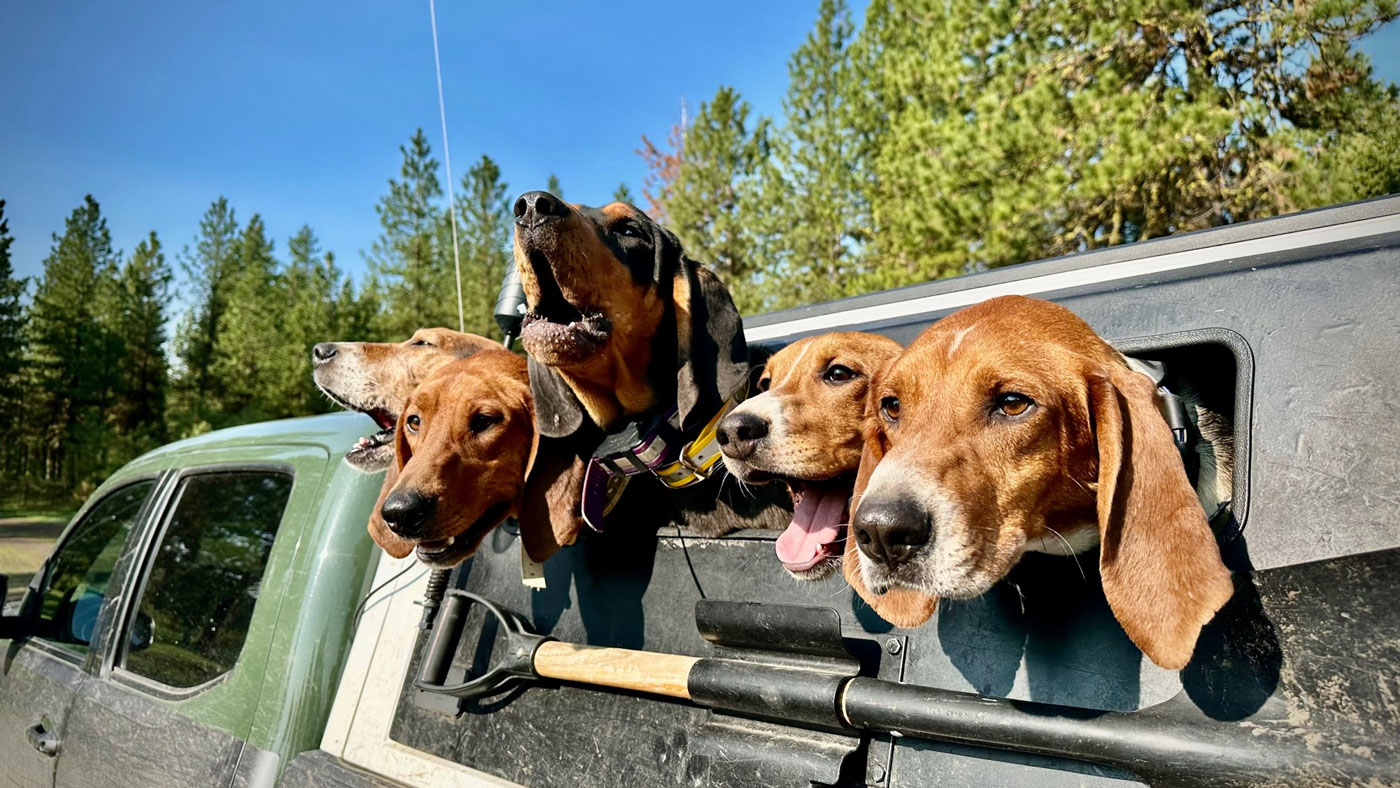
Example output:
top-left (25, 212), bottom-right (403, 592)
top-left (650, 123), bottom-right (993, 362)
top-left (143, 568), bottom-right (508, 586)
top-left (3, 196), bottom-right (1398, 788)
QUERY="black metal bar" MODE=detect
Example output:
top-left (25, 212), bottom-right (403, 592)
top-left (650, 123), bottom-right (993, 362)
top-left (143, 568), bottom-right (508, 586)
top-left (696, 599), bottom-right (849, 659)
top-left (416, 590), bottom-right (466, 687)
top-left (688, 659), bottom-right (848, 732)
top-left (840, 678), bottom-right (1396, 787)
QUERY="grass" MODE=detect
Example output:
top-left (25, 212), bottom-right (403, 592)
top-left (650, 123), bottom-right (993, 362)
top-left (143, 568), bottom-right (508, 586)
top-left (1, 515), bottom-right (69, 604)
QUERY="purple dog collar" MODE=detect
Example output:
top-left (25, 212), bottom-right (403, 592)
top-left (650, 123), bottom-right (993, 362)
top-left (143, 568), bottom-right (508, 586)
top-left (580, 408), bottom-right (683, 532)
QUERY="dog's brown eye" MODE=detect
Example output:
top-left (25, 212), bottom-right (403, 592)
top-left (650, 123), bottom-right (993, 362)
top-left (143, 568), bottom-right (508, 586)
top-left (880, 396), bottom-right (900, 423)
top-left (756, 377), bottom-right (771, 393)
top-left (410, 339), bottom-right (433, 347)
top-left (823, 364), bottom-right (856, 384)
top-left (469, 412), bottom-right (501, 434)
top-left (995, 392), bottom-right (1034, 417)
top-left (405, 414), bottom-right (421, 434)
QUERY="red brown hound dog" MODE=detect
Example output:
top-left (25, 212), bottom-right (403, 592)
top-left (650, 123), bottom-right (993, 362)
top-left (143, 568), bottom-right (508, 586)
top-left (369, 350), bottom-right (585, 567)
top-left (312, 327), bottom-right (500, 472)
top-left (847, 296), bottom-right (1233, 670)
top-left (716, 332), bottom-right (903, 579)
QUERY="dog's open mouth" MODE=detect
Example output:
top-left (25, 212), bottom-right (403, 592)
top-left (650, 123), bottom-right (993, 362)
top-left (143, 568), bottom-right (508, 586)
top-left (413, 501), bottom-right (512, 567)
top-left (775, 475), bottom-right (854, 575)
top-left (520, 304), bottom-right (612, 363)
top-left (344, 408), bottom-right (396, 471)
top-left (518, 250), bottom-right (613, 363)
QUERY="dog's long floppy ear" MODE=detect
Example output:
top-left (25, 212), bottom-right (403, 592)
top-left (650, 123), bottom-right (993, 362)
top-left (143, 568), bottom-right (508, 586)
top-left (516, 431), bottom-right (588, 564)
top-left (1090, 365), bottom-right (1234, 670)
top-left (674, 261), bottom-right (748, 432)
top-left (529, 356), bottom-right (586, 439)
top-left (843, 425), bottom-right (939, 629)
top-left (367, 411), bottom-right (415, 559)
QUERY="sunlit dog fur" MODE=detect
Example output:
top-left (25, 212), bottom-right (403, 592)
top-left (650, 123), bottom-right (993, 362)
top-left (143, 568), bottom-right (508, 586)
top-left (311, 327), bottom-right (499, 471)
top-left (717, 332), bottom-right (902, 580)
top-left (512, 191), bottom-right (748, 439)
top-left (847, 296), bottom-right (1233, 670)
top-left (369, 350), bottom-right (586, 568)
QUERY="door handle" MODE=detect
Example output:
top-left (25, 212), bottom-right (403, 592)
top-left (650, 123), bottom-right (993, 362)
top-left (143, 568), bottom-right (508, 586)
top-left (25, 721), bottom-right (60, 756)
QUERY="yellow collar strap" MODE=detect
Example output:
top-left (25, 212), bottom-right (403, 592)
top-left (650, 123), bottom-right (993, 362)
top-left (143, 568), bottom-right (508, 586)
top-left (651, 380), bottom-right (749, 490)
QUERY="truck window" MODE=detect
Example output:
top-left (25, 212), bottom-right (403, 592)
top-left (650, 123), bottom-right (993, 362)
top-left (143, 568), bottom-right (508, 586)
top-left (122, 471), bottom-right (292, 689)
top-left (34, 481), bottom-right (156, 655)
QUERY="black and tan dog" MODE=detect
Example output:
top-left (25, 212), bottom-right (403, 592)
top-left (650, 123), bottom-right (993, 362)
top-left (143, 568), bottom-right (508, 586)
top-left (513, 191), bottom-right (748, 439)
top-left (312, 327), bottom-right (499, 471)
top-left (716, 332), bottom-right (903, 578)
top-left (511, 192), bottom-right (785, 536)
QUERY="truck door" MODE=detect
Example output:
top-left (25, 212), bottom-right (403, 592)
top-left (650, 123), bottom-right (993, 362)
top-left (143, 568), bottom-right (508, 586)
top-left (0, 480), bottom-right (158, 788)
top-left (53, 464), bottom-right (301, 788)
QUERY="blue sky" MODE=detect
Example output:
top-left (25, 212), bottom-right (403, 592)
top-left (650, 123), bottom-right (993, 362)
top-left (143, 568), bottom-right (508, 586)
top-left (2, 2), bottom-right (1397, 293)
top-left (0, 1), bottom-right (820, 290)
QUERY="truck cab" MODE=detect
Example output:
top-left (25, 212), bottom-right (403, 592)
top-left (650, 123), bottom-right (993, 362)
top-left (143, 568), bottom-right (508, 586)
top-left (0, 413), bottom-right (384, 788)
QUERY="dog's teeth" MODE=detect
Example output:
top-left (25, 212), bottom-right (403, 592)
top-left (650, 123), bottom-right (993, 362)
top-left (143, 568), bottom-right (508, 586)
top-left (446, 536), bottom-right (455, 546)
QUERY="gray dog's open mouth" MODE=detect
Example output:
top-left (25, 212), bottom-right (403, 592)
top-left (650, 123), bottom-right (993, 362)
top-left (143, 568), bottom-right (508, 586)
top-left (344, 408), bottom-right (396, 471)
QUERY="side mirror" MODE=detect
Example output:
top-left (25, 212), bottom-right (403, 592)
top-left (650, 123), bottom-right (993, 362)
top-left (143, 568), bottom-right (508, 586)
top-left (128, 611), bottom-right (154, 652)
top-left (1, 574), bottom-right (30, 640)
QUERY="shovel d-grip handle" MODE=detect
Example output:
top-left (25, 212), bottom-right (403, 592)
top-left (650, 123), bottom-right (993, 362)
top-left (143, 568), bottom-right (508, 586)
top-left (414, 590), bottom-right (700, 701)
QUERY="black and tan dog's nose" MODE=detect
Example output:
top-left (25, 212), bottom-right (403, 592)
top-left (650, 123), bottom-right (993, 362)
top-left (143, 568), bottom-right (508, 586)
top-left (381, 489), bottom-right (436, 538)
top-left (312, 342), bottom-right (338, 365)
top-left (716, 412), bottom-right (768, 461)
top-left (852, 495), bottom-right (931, 567)
top-left (514, 191), bottom-right (568, 227)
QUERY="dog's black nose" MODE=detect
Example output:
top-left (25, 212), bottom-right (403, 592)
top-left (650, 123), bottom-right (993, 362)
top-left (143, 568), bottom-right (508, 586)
top-left (312, 342), bottom-right (337, 364)
top-left (716, 412), bottom-right (768, 461)
top-left (381, 489), bottom-right (436, 539)
top-left (852, 495), bottom-right (931, 568)
top-left (514, 191), bottom-right (568, 226)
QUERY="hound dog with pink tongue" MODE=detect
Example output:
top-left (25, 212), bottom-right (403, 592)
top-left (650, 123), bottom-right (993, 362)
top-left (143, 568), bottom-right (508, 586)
top-left (716, 332), bottom-right (903, 579)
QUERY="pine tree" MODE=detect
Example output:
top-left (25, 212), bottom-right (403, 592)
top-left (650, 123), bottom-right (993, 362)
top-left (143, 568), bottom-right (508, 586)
top-left (281, 225), bottom-right (345, 413)
top-left (751, 0), bottom-right (868, 309)
top-left (370, 129), bottom-right (455, 337)
top-left (0, 200), bottom-right (27, 473)
top-left (662, 87), bottom-right (771, 313)
top-left (638, 122), bottom-right (685, 222)
top-left (171, 198), bottom-right (240, 433)
top-left (26, 196), bottom-right (120, 484)
top-left (210, 214), bottom-right (281, 424)
top-left (336, 268), bottom-right (381, 341)
top-left (112, 232), bottom-right (171, 449)
top-left (612, 183), bottom-right (635, 204)
top-left (546, 173), bottom-right (563, 200)
top-left (855, 0), bottom-right (1400, 286)
top-left (456, 155), bottom-right (512, 339)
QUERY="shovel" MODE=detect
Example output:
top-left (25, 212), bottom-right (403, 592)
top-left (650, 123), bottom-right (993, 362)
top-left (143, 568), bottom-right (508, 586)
top-left (416, 549), bottom-right (1400, 788)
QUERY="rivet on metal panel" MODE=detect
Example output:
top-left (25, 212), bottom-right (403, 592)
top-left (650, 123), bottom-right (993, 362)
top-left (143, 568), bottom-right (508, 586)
top-left (884, 637), bottom-right (902, 656)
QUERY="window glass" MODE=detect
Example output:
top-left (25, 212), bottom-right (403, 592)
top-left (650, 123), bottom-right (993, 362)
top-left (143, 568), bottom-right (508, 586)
top-left (35, 481), bottom-right (155, 654)
top-left (123, 471), bottom-right (292, 689)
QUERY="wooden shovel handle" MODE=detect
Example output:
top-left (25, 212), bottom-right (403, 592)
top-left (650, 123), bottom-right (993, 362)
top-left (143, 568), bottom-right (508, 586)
top-left (533, 641), bottom-right (698, 700)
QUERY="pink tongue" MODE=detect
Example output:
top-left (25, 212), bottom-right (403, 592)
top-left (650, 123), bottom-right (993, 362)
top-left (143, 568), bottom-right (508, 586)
top-left (775, 485), bottom-right (848, 570)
